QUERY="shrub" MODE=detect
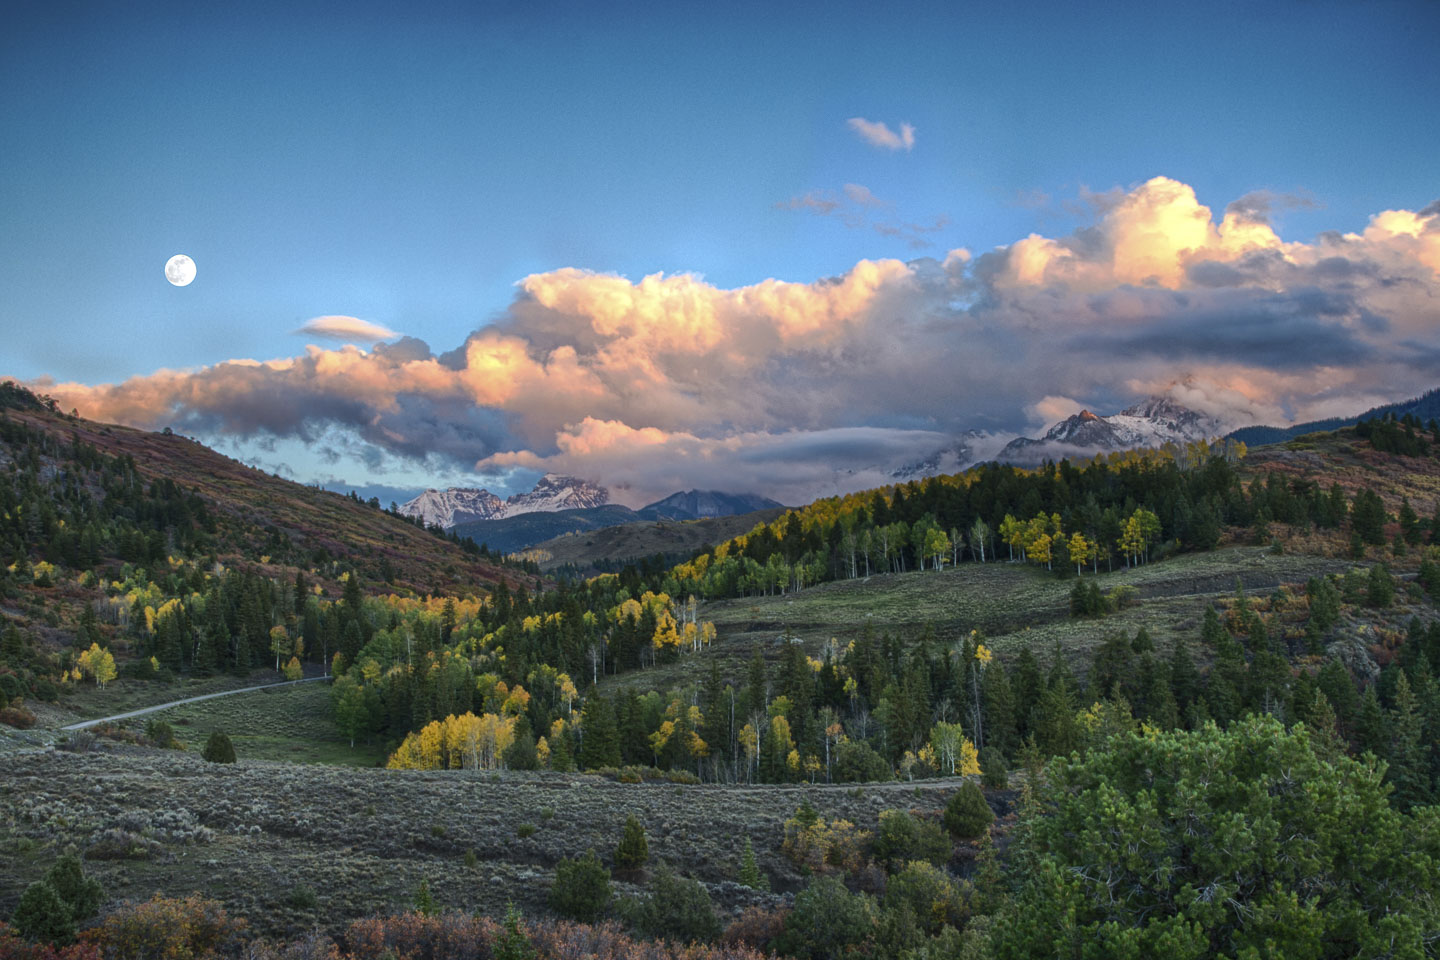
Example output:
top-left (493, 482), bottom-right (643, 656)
top-left (201, 731), bottom-right (236, 764)
top-left (11, 882), bottom-right (74, 945)
top-left (413, 880), bottom-right (436, 917)
top-left (82, 894), bottom-right (246, 960)
top-left (0, 921), bottom-right (102, 960)
top-left (516, 823), bottom-right (536, 839)
top-left (721, 906), bottom-right (789, 951)
top-left (871, 810), bottom-right (951, 868)
top-left (286, 883), bottom-right (317, 910)
top-left (883, 861), bottom-right (968, 936)
top-left (344, 910), bottom-right (498, 960)
top-left (943, 782), bottom-right (994, 840)
top-left (619, 864), bottom-right (720, 943)
top-left (549, 849), bottom-right (611, 924)
top-left (979, 747), bottom-right (1008, 788)
top-left (83, 829), bottom-right (163, 861)
top-left (834, 740), bottom-right (892, 783)
top-left (782, 814), bottom-right (870, 875)
top-left (492, 905), bottom-right (535, 960)
top-left (144, 719), bottom-right (176, 749)
top-left (614, 815), bottom-right (648, 871)
top-left (992, 716), bottom-right (1440, 958)
top-left (776, 875), bottom-right (877, 960)
top-left (44, 855), bottom-right (103, 923)
top-left (0, 705), bottom-right (37, 729)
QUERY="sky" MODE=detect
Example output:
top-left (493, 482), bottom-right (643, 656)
top-left (3, 0), bottom-right (1439, 506)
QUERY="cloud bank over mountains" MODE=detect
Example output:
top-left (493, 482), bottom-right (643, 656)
top-left (35, 177), bottom-right (1440, 505)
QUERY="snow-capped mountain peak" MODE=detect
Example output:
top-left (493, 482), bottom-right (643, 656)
top-left (999, 397), bottom-right (1224, 463)
top-left (399, 475), bottom-right (610, 529)
top-left (398, 488), bottom-right (506, 529)
top-left (505, 474), bottom-right (610, 514)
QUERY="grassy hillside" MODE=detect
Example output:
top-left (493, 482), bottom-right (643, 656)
top-left (2, 404), bottom-right (520, 598)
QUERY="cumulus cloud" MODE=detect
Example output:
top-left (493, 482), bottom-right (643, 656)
top-left (846, 117), bottom-right (915, 151)
top-left (31, 177), bottom-right (1440, 505)
top-left (294, 315), bottom-right (399, 342)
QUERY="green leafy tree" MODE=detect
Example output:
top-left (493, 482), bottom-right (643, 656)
top-left (990, 716), bottom-right (1440, 959)
top-left (777, 875), bottom-right (878, 960)
top-left (549, 849), bottom-right (611, 924)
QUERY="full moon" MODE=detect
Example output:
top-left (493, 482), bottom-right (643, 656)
top-left (164, 254), bottom-right (196, 287)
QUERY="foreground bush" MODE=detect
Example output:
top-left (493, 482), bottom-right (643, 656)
top-left (617, 865), bottom-right (721, 943)
top-left (991, 716), bottom-right (1440, 958)
top-left (11, 884), bottom-right (73, 946)
top-left (10, 903), bottom-right (774, 960)
top-left (81, 894), bottom-right (246, 960)
top-left (776, 876), bottom-right (877, 960)
top-left (0, 922), bottom-right (100, 960)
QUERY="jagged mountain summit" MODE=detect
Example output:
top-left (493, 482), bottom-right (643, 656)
top-left (400, 474), bottom-right (610, 529)
top-left (999, 397), bottom-right (1224, 464)
top-left (638, 489), bottom-right (785, 520)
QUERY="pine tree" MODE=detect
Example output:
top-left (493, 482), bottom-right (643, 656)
top-left (615, 814), bottom-right (649, 871)
top-left (737, 836), bottom-right (770, 891)
top-left (578, 693), bottom-right (620, 769)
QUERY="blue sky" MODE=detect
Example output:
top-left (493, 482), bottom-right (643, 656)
top-left (4, 0), bottom-right (1439, 502)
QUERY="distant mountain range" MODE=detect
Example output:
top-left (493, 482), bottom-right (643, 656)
top-left (399, 474), bottom-right (610, 528)
top-left (998, 397), bottom-right (1225, 465)
top-left (1227, 389), bottom-right (1440, 446)
top-left (415, 484), bottom-right (786, 555)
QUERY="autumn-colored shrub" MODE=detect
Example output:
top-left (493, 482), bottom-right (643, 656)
top-left (781, 814), bottom-right (870, 875)
top-left (81, 894), bottom-right (246, 960)
top-left (0, 921), bottom-right (102, 960)
top-left (0, 706), bottom-right (36, 729)
top-left (343, 910), bottom-right (498, 960)
top-left (720, 907), bottom-right (789, 952)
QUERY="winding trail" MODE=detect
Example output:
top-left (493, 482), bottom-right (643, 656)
top-left (60, 676), bottom-right (328, 731)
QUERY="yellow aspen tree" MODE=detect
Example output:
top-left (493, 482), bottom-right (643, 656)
top-left (283, 656), bottom-right (303, 681)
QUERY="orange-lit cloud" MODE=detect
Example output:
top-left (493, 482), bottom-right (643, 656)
top-left (30, 178), bottom-right (1440, 503)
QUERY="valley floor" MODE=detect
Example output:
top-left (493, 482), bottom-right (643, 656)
top-left (0, 749), bottom-right (983, 939)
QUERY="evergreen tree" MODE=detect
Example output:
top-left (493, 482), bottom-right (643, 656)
top-left (578, 693), bottom-right (620, 769)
